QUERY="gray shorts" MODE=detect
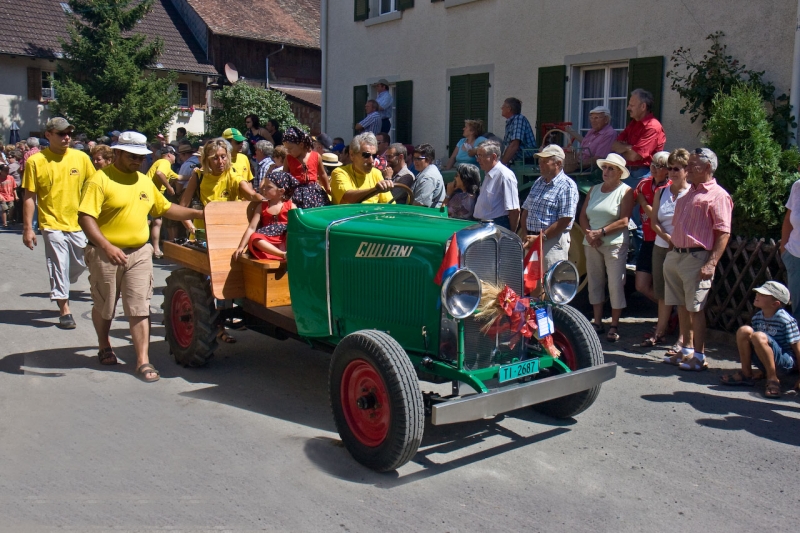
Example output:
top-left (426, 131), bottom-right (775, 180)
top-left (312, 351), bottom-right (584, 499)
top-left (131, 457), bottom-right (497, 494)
top-left (42, 229), bottom-right (88, 300)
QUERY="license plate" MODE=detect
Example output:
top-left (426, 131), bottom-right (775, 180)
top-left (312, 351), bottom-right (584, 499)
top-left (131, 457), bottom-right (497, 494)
top-left (498, 359), bottom-right (539, 383)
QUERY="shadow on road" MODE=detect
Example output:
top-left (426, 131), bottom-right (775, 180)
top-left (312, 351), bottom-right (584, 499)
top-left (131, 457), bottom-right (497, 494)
top-left (0, 309), bottom-right (63, 328)
top-left (642, 390), bottom-right (800, 447)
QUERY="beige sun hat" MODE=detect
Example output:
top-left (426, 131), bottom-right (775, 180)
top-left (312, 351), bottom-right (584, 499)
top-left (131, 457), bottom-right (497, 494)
top-left (534, 144), bottom-right (565, 160)
top-left (321, 152), bottom-right (342, 167)
top-left (596, 153), bottom-right (630, 180)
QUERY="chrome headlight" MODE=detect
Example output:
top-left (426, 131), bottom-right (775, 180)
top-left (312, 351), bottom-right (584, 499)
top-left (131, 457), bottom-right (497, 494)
top-left (441, 269), bottom-right (482, 319)
top-left (544, 260), bottom-right (579, 305)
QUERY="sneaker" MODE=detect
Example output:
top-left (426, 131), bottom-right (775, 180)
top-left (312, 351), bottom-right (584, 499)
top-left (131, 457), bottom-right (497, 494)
top-left (57, 314), bottom-right (77, 330)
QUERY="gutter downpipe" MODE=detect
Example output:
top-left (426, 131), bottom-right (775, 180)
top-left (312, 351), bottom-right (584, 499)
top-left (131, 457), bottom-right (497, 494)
top-left (790, 0), bottom-right (800, 145)
top-left (265, 44), bottom-right (285, 90)
top-left (321, 0), bottom-right (328, 132)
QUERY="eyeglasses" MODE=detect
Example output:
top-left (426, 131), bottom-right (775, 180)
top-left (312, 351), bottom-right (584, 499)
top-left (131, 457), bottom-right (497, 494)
top-left (650, 163), bottom-right (664, 168)
top-left (413, 156), bottom-right (426, 161)
top-left (601, 165), bottom-right (619, 172)
top-left (360, 152), bottom-right (377, 159)
top-left (667, 166), bottom-right (685, 172)
top-left (52, 131), bottom-right (71, 137)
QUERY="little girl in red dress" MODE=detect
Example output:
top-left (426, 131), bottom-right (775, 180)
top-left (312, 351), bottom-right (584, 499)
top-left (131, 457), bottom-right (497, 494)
top-left (233, 171), bottom-right (300, 261)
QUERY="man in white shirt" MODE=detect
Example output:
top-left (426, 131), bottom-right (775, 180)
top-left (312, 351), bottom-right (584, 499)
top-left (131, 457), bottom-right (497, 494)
top-left (472, 140), bottom-right (520, 231)
top-left (374, 79), bottom-right (393, 134)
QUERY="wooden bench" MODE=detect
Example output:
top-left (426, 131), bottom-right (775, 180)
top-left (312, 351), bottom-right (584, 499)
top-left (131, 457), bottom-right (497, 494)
top-left (162, 201), bottom-right (290, 308)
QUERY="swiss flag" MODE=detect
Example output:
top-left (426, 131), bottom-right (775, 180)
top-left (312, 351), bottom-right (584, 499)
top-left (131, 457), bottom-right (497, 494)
top-left (434, 234), bottom-right (460, 285)
top-left (523, 235), bottom-right (544, 295)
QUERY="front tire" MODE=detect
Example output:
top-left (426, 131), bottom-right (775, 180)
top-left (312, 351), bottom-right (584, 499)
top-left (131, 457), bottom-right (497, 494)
top-left (329, 330), bottom-right (424, 472)
top-left (163, 268), bottom-right (219, 367)
top-left (533, 305), bottom-right (604, 419)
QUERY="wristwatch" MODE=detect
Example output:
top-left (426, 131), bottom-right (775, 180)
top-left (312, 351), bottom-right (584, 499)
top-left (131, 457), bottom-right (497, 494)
top-left (541, 232), bottom-right (548, 242)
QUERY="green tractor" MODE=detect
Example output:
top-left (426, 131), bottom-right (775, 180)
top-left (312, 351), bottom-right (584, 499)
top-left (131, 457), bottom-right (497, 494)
top-left (162, 201), bottom-right (616, 472)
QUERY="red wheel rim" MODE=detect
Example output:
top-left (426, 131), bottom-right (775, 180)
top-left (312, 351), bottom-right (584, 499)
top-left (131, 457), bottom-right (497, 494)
top-left (551, 331), bottom-right (577, 371)
top-left (170, 289), bottom-right (194, 349)
top-left (340, 359), bottom-right (390, 447)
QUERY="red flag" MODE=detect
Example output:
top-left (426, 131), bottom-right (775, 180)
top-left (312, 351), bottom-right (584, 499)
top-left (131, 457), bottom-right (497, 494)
top-left (434, 234), bottom-right (460, 285)
top-left (523, 235), bottom-right (544, 295)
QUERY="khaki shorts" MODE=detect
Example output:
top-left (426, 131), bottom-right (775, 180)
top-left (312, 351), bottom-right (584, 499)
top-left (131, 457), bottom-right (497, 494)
top-left (86, 243), bottom-right (154, 320)
top-left (663, 249), bottom-right (711, 312)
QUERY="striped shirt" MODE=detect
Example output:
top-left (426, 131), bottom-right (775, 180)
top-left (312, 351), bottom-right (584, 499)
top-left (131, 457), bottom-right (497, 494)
top-left (521, 170), bottom-right (578, 232)
top-left (358, 111), bottom-right (382, 135)
top-left (671, 178), bottom-right (732, 249)
top-left (752, 309), bottom-right (800, 355)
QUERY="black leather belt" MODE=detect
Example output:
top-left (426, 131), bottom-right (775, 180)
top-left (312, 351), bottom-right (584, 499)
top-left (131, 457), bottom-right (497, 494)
top-left (527, 231), bottom-right (541, 236)
top-left (674, 247), bottom-right (706, 254)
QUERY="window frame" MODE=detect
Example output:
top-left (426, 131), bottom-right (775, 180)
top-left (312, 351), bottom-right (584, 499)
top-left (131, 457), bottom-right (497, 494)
top-left (577, 63), bottom-right (629, 135)
top-left (41, 71), bottom-right (56, 101)
top-left (177, 82), bottom-right (190, 107)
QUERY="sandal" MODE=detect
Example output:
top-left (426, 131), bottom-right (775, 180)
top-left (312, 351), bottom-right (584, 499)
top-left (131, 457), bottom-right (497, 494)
top-left (764, 379), bottom-right (781, 399)
top-left (135, 363), bottom-right (160, 383)
top-left (720, 371), bottom-right (755, 387)
top-left (606, 326), bottom-right (620, 342)
top-left (592, 322), bottom-right (605, 334)
top-left (679, 356), bottom-right (709, 372)
top-left (98, 347), bottom-right (118, 365)
top-left (641, 333), bottom-right (666, 347)
top-left (217, 329), bottom-right (237, 344)
top-left (663, 353), bottom-right (685, 366)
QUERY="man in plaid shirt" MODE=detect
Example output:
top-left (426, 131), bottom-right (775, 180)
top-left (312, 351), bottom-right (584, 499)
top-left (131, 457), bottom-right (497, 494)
top-left (501, 97), bottom-right (537, 165)
top-left (253, 140), bottom-right (275, 191)
top-left (519, 144), bottom-right (578, 275)
top-left (355, 100), bottom-right (382, 135)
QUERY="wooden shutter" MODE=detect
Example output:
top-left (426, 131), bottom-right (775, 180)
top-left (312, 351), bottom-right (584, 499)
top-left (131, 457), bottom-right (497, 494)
top-left (191, 81), bottom-right (206, 107)
top-left (467, 73), bottom-right (490, 129)
top-left (353, 85), bottom-right (368, 134)
top-left (27, 67), bottom-right (42, 101)
top-left (448, 75), bottom-right (468, 152)
top-left (394, 80), bottom-right (413, 144)
top-left (354, 0), bottom-right (369, 21)
top-left (397, 0), bottom-right (414, 9)
top-left (628, 56), bottom-right (665, 121)
top-left (536, 65), bottom-right (567, 138)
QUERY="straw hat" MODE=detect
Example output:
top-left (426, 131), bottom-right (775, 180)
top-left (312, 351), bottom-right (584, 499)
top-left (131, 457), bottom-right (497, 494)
top-left (596, 153), bottom-right (630, 180)
top-left (321, 152), bottom-right (342, 167)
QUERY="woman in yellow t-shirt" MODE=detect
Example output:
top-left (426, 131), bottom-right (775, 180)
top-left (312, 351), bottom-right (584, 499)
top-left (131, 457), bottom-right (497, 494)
top-left (179, 138), bottom-right (263, 233)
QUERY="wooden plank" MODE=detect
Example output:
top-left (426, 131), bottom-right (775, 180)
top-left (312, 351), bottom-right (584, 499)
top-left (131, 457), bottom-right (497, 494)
top-left (204, 202), bottom-right (252, 300)
top-left (162, 241), bottom-right (211, 275)
top-left (242, 300), bottom-right (297, 334)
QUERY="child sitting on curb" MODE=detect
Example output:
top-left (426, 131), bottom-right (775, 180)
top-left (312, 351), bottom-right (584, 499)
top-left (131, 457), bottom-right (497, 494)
top-left (720, 281), bottom-right (800, 398)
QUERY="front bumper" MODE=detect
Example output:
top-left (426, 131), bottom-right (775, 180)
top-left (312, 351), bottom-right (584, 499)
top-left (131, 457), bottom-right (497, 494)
top-left (430, 362), bottom-right (617, 425)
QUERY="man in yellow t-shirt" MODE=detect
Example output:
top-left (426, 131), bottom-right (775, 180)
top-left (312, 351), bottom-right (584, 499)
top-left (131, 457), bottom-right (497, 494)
top-left (78, 131), bottom-right (202, 382)
top-left (222, 128), bottom-right (254, 182)
top-left (330, 132), bottom-right (394, 204)
top-left (146, 145), bottom-right (179, 256)
top-left (22, 117), bottom-right (96, 329)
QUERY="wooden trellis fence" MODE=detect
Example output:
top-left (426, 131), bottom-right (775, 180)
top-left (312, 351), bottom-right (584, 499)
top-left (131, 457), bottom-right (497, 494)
top-left (705, 237), bottom-right (787, 333)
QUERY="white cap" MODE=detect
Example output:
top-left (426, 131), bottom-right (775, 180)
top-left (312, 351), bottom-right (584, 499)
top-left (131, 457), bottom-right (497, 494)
top-left (112, 131), bottom-right (152, 155)
top-left (754, 281), bottom-right (790, 305)
top-left (534, 144), bottom-right (565, 160)
top-left (589, 105), bottom-right (611, 116)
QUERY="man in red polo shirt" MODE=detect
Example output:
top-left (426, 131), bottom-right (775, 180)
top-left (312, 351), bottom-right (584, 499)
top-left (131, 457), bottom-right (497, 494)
top-left (612, 88), bottom-right (666, 262)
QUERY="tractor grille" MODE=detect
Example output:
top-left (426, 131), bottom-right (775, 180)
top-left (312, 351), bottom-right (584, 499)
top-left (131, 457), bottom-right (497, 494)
top-left (461, 231), bottom-right (524, 370)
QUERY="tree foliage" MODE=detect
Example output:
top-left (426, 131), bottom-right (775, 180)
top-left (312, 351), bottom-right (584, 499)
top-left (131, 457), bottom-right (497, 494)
top-left (706, 84), bottom-right (800, 238)
top-left (208, 83), bottom-right (303, 136)
top-left (51, 0), bottom-right (179, 139)
top-left (667, 31), bottom-right (796, 148)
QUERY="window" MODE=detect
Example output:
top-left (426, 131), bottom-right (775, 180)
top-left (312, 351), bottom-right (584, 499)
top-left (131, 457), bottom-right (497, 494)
top-left (41, 71), bottom-right (56, 100)
top-left (578, 64), bottom-right (628, 134)
top-left (177, 83), bottom-right (189, 107)
top-left (448, 73), bottom-right (489, 151)
top-left (355, 0), bottom-right (412, 22)
top-left (379, 0), bottom-right (394, 14)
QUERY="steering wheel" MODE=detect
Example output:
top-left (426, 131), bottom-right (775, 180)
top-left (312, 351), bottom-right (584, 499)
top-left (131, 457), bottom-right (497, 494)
top-left (386, 183), bottom-right (414, 205)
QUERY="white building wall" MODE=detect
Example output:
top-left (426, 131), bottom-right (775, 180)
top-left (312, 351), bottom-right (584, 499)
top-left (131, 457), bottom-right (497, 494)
top-left (325, 0), bottom-right (795, 158)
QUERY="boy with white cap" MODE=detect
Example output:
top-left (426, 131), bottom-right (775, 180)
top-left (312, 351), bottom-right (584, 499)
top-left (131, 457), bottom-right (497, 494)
top-left (78, 131), bottom-right (203, 382)
top-left (721, 281), bottom-right (800, 398)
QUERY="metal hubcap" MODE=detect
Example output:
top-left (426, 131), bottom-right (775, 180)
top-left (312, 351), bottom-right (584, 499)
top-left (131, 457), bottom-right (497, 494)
top-left (171, 289), bottom-right (194, 349)
top-left (341, 359), bottom-right (390, 447)
top-left (552, 331), bottom-right (577, 371)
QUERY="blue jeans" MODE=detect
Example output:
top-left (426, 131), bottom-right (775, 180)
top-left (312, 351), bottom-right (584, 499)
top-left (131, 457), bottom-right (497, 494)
top-left (491, 215), bottom-right (510, 230)
top-left (751, 335), bottom-right (797, 374)
top-left (782, 251), bottom-right (800, 324)
top-left (624, 167), bottom-right (650, 264)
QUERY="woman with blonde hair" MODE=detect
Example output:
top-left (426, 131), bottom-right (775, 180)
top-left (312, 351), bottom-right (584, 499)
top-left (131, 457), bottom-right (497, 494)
top-left (445, 119), bottom-right (487, 169)
top-left (579, 153), bottom-right (635, 342)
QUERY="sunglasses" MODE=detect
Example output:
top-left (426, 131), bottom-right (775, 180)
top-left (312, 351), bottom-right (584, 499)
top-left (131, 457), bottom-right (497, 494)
top-left (360, 152), bottom-right (377, 159)
top-left (51, 131), bottom-right (71, 137)
top-left (413, 156), bottom-right (427, 161)
top-left (667, 166), bottom-right (685, 172)
top-left (650, 163), bottom-right (664, 168)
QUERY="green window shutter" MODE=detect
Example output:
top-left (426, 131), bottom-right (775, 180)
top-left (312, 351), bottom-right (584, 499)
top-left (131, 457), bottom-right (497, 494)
top-left (395, 80), bottom-right (413, 144)
top-left (467, 73), bottom-right (490, 130)
top-left (354, 0), bottom-right (369, 21)
top-left (628, 56), bottom-right (664, 121)
top-left (536, 65), bottom-right (567, 138)
top-left (353, 85), bottom-right (368, 134)
top-left (397, 0), bottom-right (414, 10)
top-left (448, 75), bottom-right (469, 152)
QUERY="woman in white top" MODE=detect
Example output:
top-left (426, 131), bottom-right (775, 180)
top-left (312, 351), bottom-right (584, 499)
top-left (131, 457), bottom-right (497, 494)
top-left (781, 173), bottom-right (800, 326)
top-left (651, 149), bottom-right (693, 363)
top-left (579, 153), bottom-right (634, 342)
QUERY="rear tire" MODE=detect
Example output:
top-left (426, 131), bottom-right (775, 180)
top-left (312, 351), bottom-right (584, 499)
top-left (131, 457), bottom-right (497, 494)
top-left (163, 268), bottom-right (219, 367)
top-left (533, 305), bottom-right (604, 419)
top-left (330, 330), bottom-right (424, 472)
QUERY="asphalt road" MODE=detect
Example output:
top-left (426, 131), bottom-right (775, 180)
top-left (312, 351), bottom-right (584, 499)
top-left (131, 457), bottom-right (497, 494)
top-left (1, 228), bottom-right (798, 532)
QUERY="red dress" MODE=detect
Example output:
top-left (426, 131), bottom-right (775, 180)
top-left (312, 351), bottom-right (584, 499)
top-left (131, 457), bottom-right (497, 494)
top-left (285, 152), bottom-right (329, 208)
top-left (248, 200), bottom-right (293, 260)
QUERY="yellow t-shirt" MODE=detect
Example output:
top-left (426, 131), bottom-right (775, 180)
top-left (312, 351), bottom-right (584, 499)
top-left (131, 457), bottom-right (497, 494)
top-left (22, 148), bottom-right (96, 231)
top-left (231, 152), bottom-right (253, 182)
top-left (330, 165), bottom-right (392, 205)
top-left (147, 158), bottom-right (179, 192)
top-left (79, 164), bottom-right (172, 248)
top-left (193, 168), bottom-right (245, 229)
